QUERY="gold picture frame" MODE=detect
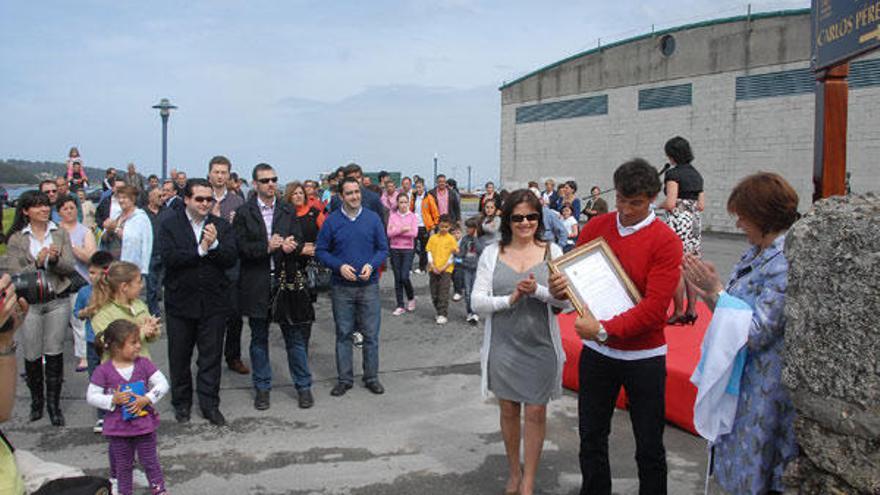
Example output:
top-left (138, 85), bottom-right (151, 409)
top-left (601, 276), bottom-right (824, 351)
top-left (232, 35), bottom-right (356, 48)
top-left (546, 237), bottom-right (642, 319)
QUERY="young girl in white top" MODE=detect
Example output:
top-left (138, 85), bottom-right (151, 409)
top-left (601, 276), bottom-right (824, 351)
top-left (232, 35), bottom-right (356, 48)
top-left (86, 319), bottom-right (169, 495)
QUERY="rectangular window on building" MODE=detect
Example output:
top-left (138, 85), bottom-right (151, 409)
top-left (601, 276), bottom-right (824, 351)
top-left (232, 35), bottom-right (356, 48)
top-left (515, 95), bottom-right (608, 124)
top-left (735, 68), bottom-right (813, 100)
top-left (851, 58), bottom-right (880, 89)
top-left (735, 60), bottom-right (880, 100)
top-left (638, 84), bottom-right (692, 110)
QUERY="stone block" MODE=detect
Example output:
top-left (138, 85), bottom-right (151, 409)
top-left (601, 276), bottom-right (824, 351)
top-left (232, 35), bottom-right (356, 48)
top-left (783, 193), bottom-right (880, 494)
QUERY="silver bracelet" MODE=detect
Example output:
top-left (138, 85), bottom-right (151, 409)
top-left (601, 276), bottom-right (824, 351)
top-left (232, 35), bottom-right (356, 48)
top-left (0, 341), bottom-right (17, 357)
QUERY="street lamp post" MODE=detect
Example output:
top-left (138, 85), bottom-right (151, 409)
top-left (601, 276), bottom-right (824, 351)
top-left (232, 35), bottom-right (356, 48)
top-left (151, 98), bottom-right (177, 181)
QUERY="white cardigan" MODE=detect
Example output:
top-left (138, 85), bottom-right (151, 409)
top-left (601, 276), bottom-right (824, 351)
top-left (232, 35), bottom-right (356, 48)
top-left (471, 242), bottom-right (572, 400)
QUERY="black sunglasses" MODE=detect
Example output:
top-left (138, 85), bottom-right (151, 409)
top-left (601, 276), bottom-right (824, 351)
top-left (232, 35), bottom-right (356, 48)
top-left (510, 213), bottom-right (540, 223)
top-left (192, 196), bottom-right (215, 204)
top-left (257, 177), bottom-right (279, 184)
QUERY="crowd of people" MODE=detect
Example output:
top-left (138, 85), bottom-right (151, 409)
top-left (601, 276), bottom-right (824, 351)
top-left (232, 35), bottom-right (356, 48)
top-left (0, 135), bottom-right (803, 495)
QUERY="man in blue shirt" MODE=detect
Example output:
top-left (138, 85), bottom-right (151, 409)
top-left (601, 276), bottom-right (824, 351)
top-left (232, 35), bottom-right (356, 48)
top-left (317, 177), bottom-right (389, 397)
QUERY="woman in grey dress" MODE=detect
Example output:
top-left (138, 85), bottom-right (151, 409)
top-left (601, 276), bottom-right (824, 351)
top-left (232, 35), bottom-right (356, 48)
top-left (472, 189), bottom-right (569, 495)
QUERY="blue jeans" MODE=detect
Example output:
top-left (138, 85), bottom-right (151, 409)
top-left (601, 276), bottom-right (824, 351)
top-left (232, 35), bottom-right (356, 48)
top-left (462, 268), bottom-right (476, 315)
top-left (249, 317), bottom-right (313, 392)
top-left (389, 249), bottom-right (415, 308)
top-left (145, 270), bottom-right (161, 317)
top-left (330, 283), bottom-right (381, 386)
top-left (453, 263), bottom-right (465, 294)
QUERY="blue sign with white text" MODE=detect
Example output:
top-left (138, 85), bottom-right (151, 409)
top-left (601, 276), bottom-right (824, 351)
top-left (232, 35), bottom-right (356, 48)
top-left (813, 0), bottom-right (880, 70)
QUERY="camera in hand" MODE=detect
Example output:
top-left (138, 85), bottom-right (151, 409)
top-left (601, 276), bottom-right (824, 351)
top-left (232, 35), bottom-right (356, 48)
top-left (10, 271), bottom-right (55, 305)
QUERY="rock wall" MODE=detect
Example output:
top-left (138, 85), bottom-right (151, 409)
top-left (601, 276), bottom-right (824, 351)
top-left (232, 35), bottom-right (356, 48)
top-left (783, 193), bottom-right (880, 494)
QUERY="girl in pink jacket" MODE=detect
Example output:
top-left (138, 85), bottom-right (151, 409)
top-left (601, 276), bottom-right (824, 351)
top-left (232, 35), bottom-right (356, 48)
top-left (386, 194), bottom-right (419, 315)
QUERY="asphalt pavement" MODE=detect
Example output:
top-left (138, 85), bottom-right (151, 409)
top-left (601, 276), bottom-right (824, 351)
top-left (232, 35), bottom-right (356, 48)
top-left (5, 232), bottom-right (747, 494)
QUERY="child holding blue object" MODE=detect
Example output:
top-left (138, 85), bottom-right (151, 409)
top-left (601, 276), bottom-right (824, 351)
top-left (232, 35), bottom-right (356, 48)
top-left (86, 319), bottom-right (169, 495)
top-left (74, 250), bottom-right (115, 433)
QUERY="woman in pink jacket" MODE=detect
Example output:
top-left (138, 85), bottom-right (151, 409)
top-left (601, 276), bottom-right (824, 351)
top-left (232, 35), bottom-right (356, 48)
top-left (386, 193), bottom-right (419, 316)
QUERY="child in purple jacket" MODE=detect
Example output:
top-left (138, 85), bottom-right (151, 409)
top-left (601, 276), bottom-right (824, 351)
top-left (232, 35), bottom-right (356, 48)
top-left (86, 319), bottom-right (169, 495)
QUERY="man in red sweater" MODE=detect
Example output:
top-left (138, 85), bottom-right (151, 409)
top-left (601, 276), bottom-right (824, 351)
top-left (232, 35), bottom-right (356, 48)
top-left (550, 158), bottom-right (682, 495)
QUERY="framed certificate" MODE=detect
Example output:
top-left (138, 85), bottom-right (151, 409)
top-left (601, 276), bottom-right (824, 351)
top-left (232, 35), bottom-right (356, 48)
top-left (547, 237), bottom-right (641, 320)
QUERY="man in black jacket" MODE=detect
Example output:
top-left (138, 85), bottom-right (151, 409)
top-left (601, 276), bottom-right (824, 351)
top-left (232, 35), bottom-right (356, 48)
top-left (233, 163), bottom-right (311, 411)
top-left (95, 177), bottom-right (126, 231)
top-left (159, 178), bottom-right (237, 426)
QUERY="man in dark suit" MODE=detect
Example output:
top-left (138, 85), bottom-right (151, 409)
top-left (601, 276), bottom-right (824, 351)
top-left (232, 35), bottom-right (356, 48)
top-left (161, 180), bottom-right (183, 211)
top-left (234, 163), bottom-right (310, 411)
top-left (159, 178), bottom-right (237, 426)
top-left (95, 177), bottom-right (126, 230)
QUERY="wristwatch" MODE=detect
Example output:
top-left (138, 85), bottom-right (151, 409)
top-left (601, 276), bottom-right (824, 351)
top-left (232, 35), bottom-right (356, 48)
top-left (596, 323), bottom-right (608, 344)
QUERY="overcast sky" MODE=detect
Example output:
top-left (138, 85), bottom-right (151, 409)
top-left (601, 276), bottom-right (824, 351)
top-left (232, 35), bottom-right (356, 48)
top-left (0, 0), bottom-right (808, 187)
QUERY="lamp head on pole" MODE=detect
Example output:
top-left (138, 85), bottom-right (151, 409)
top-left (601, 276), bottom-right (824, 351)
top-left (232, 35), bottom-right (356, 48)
top-left (152, 98), bottom-right (177, 118)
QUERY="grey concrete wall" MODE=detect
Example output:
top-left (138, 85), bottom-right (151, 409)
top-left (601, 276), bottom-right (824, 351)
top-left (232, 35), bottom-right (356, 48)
top-left (502, 13), bottom-right (811, 106)
top-left (499, 13), bottom-right (880, 233)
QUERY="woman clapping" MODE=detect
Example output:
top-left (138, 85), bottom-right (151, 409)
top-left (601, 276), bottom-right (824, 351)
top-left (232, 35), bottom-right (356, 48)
top-left (472, 189), bottom-right (569, 495)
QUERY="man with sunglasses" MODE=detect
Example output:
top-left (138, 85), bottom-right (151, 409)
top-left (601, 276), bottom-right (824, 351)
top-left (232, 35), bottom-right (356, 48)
top-left (159, 178), bottom-right (238, 426)
top-left (233, 163), bottom-right (308, 410)
top-left (549, 159), bottom-right (682, 495)
top-left (38, 180), bottom-right (62, 223)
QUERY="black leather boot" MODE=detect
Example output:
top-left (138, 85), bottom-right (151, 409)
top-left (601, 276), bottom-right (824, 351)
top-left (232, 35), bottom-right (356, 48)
top-left (24, 359), bottom-right (44, 422)
top-left (44, 354), bottom-right (65, 427)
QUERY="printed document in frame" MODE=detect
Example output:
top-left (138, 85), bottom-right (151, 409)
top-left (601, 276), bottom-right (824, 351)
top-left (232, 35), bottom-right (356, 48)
top-left (547, 237), bottom-right (641, 320)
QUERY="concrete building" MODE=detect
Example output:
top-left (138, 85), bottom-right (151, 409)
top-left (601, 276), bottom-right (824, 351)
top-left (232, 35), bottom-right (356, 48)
top-left (499, 9), bottom-right (880, 232)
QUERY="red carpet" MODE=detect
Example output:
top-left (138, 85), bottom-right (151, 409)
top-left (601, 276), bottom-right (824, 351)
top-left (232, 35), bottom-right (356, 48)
top-left (558, 302), bottom-right (711, 435)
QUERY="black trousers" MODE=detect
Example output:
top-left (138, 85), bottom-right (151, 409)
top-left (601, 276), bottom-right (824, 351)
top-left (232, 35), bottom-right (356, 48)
top-left (415, 226), bottom-right (429, 271)
top-left (166, 312), bottom-right (226, 412)
top-left (578, 346), bottom-right (667, 495)
top-left (224, 286), bottom-right (243, 362)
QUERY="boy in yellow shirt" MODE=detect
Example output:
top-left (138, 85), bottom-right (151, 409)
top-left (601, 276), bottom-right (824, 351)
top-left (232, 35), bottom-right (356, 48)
top-left (425, 215), bottom-right (458, 325)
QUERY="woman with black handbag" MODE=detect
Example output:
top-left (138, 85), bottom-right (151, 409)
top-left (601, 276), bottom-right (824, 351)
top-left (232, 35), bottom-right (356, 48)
top-left (274, 181), bottom-right (322, 408)
top-left (5, 190), bottom-right (77, 426)
top-left (285, 181), bottom-right (329, 294)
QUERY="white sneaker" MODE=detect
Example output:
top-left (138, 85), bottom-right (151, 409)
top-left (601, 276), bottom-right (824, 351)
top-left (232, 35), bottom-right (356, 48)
top-left (93, 419), bottom-right (103, 433)
top-left (467, 314), bottom-right (480, 324)
top-left (392, 307), bottom-right (406, 316)
top-left (352, 331), bottom-right (364, 348)
top-left (452, 293), bottom-right (463, 302)
top-left (406, 298), bottom-right (416, 312)
top-left (110, 478), bottom-right (118, 495)
top-left (436, 315), bottom-right (448, 325)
